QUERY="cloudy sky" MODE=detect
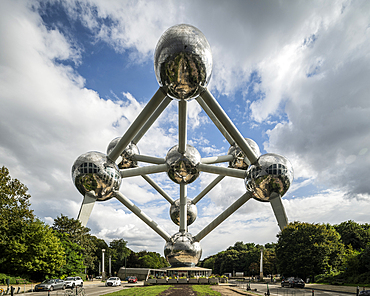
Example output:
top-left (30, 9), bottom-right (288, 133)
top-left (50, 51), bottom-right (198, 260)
top-left (1, 0), bottom-right (370, 259)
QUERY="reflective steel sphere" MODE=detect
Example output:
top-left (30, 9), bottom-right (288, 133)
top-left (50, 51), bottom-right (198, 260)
top-left (245, 153), bottom-right (293, 202)
top-left (72, 151), bottom-right (122, 201)
top-left (228, 138), bottom-right (261, 169)
top-left (170, 198), bottom-right (198, 226)
top-left (154, 24), bottom-right (213, 101)
top-left (106, 138), bottom-right (139, 169)
top-left (165, 144), bottom-right (201, 184)
top-left (164, 232), bottom-right (202, 267)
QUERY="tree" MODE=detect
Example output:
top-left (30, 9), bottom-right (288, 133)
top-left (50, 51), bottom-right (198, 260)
top-left (109, 239), bottom-right (131, 274)
top-left (276, 222), bottom-right (345, 280)
top-left (334, 220), bottom-right (370, 251)
top-left (52, 214), bottom-right (97, 271)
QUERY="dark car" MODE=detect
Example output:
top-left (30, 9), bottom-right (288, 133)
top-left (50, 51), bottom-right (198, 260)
top-left (281, 277), bottom-right (305, 288)
top-left (128, 276), bottom-right (137, 283)
top-left (359, 291), bottom-right (370, 296)
top-left (35, 279), bottom-right (65, 291)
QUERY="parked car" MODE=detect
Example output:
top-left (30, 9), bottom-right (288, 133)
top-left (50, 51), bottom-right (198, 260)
top-left (34, 279), bottom-right (65, 291)
top-left (96, 276), bottom-right (102, 279)
top-left (128, 276), bottom-right (137, 283)
top-left (281, 277), bottom-right (305, 288)
top-left (64, 276), bottom-right (83, 289)
top-left (105, 277), bottom-right (121, 287)
top-left (360, 291), bottom-right (370, 296)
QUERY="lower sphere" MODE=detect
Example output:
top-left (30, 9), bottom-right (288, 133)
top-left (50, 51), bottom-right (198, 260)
top-left (164, 232), bottom-right (202, 267)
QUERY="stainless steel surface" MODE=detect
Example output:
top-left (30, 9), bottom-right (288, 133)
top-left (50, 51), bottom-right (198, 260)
top-left (179, 183), bottom-right (188, 232)
top-left (198, 163), bottom-right (246, 178)
top-left (201, 154), bottom-right (234, 164)
top-left (165, 144), bottom-right (201, 184)
top-left (194, 191), bottom-right (252, 242)
top-left (77, 192), bottom-right (96, 226)
top-left (107, 138), bottom-right (139, 169)
top-left (245, 153), bottom-right (293, 202)
top-left (192, 175), bottom-right (225, 205)
top-left (120, 164), bottom-right (168, 178)
top-left (170, 197), bottom-right (197, 226)
top-left (154, 24), bottom-right (212, 101)
top-left (164, 232), bottom-right (202, 267)
top-left (108, 87), bottom-right (166, 161)
top-left (72, 151), bottom-right (121, 201)
top-left (270, 195), bottom-right (288, 230)
top-left (114, 191), bottom-right (171, 242)
top-left (178, 100), bottom-right (187, 154)
top-left (228, 138), bottom-right (261, 169)
top-left (133, 154), bottom-right (165, 164)
top-left (141, 175), bottom-right (174, 204)
top-left (200, 89), bottom-right (259, 164)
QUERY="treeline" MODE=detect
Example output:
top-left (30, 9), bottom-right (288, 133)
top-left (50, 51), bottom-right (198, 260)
top-left (0, 166), bottom-right (168, 282)
top-left (199, 221), bottom-right (370, 284)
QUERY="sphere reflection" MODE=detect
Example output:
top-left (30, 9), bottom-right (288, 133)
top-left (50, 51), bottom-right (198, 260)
top-left (164, 232), bottom-right (202, 267)
top-left (106, 138), bottom-right (139, 169)
top-left (245, 153), bottom-right (293, 202)
top-left (165, 144), bottom-right (201, 184)
top-left (72, 151), bottom-right (122, 201)
top-left (228, 138), bottom-right (261, 170)
top-left (154, 24), bottom-right (213, 101)
top-left (170, 198), bottom-right (198, 226)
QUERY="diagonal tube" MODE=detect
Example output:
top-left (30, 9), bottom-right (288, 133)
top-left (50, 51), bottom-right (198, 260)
top-left (108, 87), bottom-right (166, 161)
top-left (194, 191), bottom-right (253, 242)
top-left (114, 191), bottom-right (171, 242)
top-left (200, 89), bottom-right (258, 164)
top-left (132, 96), bottom-right (172, 144)
top-left (196, 95), bottom-right (234, 145)
top-left (133, 154), bottom-right (165, 164)
top-left (201, 155), bottom-right (234, 164)
top-left (120, 164), bottom-right (168, 178)
top-left (270, 196), bottom-right (288, 230)
top-left (77, 192), bottom-right (97, 227)
top-left (198, 163), bottom-right (246, 178)
top-left (142, 175), bottom-right (174, 204)
top-left (178, 100), bottom-right (187, 154)
top-left (192, 175), bottom-right (225, 205)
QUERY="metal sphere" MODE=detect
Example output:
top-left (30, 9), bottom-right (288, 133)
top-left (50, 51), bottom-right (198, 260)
top-left (164, 232), bottom-right (202, 267)
top-left (170, 198), bottom-right (198, 226)
top-left (165, 144), bottom-right (201, 184)
top-left (154, 24), bottom-right (213, 101)
top-left (106, 138), bottom-right (139, 169)
top-left (245, 153), bottom-right (293, 202)
top-left (228, 138), bottom-right (261, 170)
top-left (72, 151), bottom-right (122, 201)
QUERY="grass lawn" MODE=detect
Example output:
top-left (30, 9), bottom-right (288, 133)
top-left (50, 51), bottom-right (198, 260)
top-left (103, 284), bottom-right (222, 296)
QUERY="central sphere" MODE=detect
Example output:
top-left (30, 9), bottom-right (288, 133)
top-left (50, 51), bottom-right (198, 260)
top-left (154, 24), bottom-right (213, 101)
top-left (165, 144), bottom-right (201, 184)
top-left (245, 153), bottom-right (293, 202)
top-left (72, 151), bottom-right (122, 201)
top-left (170, 198), bottom-right (198, 226)
top-left (164, 232), bottom-right (202, 267)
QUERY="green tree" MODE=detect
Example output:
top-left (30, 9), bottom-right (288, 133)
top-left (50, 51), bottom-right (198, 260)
top-left (52, 214), bottom-right (97, 271)
top-left (276, 222), bottom-right (345, 280)
top-left (109, 239), bottom-right (131, 274)
top-left (334, 220), bottom-right (370, 251)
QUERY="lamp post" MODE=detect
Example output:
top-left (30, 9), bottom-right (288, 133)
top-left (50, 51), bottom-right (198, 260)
top-left (102, 249), bottom-right (106, 281)
top-left (259, 248), bottom-right (264, 281)
top-left (109, 255), bottom-right (111, 277)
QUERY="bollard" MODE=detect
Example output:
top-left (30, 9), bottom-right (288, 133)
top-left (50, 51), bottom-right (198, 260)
top-left (75, 285), bottom-right (78, 296)
top-left (312, 289), bottom-right (314, 296)
top-left (10, 286), bottom-right (14, 296)
top-left (356, 286), bottom-right (359, 296)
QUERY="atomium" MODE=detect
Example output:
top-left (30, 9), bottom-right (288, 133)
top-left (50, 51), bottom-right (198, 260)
top-left (228, 138), bottom-right (261, 170)
top-left (72, 24), bottom-right (293, 268)
top-left (170, 198), bottom-right (198, 226)
top-left (245, 153), bottom-right (293, 202)
top-left (164, 232), bottom-right (202, 267)
top-left (154, 24), bottom-right (213, 101)
top-left (165, 144), bottom-right (201, 184)
top-left (107, 138), bottom-right (139, 169)
top-left (72, 151), bottom-right (121, 201)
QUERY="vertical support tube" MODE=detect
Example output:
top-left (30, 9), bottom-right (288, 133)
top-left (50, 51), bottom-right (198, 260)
top-left (77, 193), bottom-right (97, 227)
top-left (178, 100), bottom-right (187, 154)
top-left (108, 87), bottom-right (166, 161)
top-left (260, 248), bottom-right (264, 281)
top-left (200, 89), bottom-right (258, 164)
top-left (196, 95), bottom-right (234, 145)
top-left (179, 183), bottom-right (187, 233)
top-left (270, 196), bottom-right (288, 230)
top-left (132, 96), bottom-right (172, 144)
top-left (194, 191), bottom-right (252, 242)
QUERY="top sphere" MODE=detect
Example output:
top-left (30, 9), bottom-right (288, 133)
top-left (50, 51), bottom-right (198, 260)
top-left (154, 24), bottom-right (213, 101)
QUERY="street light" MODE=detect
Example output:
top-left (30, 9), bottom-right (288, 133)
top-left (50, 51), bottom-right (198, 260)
top-left (102, 249), bottom-right (106, 281)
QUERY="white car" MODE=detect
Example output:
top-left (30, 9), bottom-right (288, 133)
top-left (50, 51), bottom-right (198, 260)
top-left (64, 277), bottom-right (83, 289)
top-left (105, 277), bottom-right (121, 287)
